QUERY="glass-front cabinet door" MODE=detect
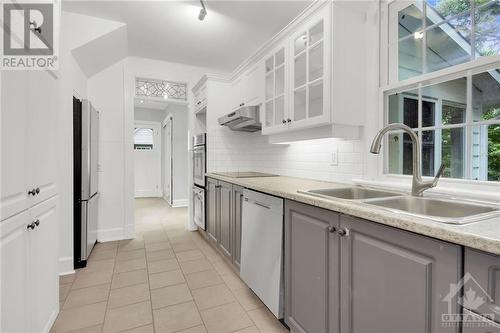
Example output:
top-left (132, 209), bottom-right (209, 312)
top-left (289, 6), bottom-right (331, 130)
top-left (262, 44), bottom-right (288, 135)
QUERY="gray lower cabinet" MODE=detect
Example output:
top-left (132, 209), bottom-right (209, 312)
top-left (205, 178), bottom-right (242, 269)
top-left (232, 185), bottom-right (244, 270)
top-left (464, 248), bottom-right (500, 322)
top-left (218, 181), bottom-right (232, 259)
top-left (462, 309), bottom-right (500, 333)
top-left (206, 178), bottom-right (218, 243)
top-left (285, 199), bottom-right (462, 333)
top-left (340, 214), bottom-right (461, 333)
top-left (285, 200), bottom-right (340, 333)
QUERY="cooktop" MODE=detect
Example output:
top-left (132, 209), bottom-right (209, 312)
top-left (213, 172), bottom-right (279, 178)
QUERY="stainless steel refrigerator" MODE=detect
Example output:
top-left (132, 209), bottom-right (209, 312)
top-left (73, 97), bottom-right (99, 268)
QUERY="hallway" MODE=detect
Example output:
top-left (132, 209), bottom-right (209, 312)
top-left (53, 198), bottom-right (286, 333)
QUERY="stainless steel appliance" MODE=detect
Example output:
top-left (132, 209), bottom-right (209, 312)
top-left (73, 98), bottom-right (99, 268)
top-left (240, 189), bottom-right (284, 318)
top-left (192, 186), bottom-right (205, 230)
top-left (218, 106), bottom-right (261, 132)
top-left (193, 133), bottom-right (206, 188)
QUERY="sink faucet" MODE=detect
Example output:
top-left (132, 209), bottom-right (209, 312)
top-left (370, 123), bottom-right (445, 197)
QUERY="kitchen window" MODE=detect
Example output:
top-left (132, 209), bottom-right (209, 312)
top-left (134, 127), bottom-right (154, 150)
top-left (383, 0), bottom-right (500, 182)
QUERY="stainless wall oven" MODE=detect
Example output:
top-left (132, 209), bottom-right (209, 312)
top-left (193, 133), bottom-right (206, 188)
top-left (192, 133), bottom-right (206, 230)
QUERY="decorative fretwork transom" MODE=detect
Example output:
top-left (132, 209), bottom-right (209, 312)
top-left (135, 77), bottom-right (187, 101)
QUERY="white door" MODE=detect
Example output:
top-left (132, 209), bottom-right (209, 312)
top-left (29, 196), bottom-right (58, 333)
top-left (0, 71), bottom-right (30, 221)
top-left (163, 117), bottom-right (173, 205)
top-left (0, 210), bottom-right (30, 333)
top-left (134, 121), bottom-right (161, 198)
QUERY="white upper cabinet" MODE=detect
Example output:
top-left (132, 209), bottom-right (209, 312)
top-left (289, 7), bottom-right (331, 131)
top-left (262, 44), bottom-right (289, 135)
top-left (231, 62), bottom-right (264, 111)
top-left (1, 70), bottom-right (59, 221)
top-left (27, 71), bottom-right (58, 207)
top-left (261, 4), bottom-right (331, 136)
top-left (0, 71), bottom-right (30, 220)
top-left (193, 82), bottom-right (207, 114)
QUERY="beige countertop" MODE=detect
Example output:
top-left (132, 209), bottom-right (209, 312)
top-left (206, 173), bottom-right (500, 256)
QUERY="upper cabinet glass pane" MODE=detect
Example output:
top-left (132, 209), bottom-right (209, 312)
top-left (474, 1), bottom-right (500, 57)
top-left (309, 81), bottom-right (324, 118)
top-left (294, 87), bottom-right (307, 121)
top-left (294, 32), bottom-right (307, 55)
top-left (472, 69), bottom-right (500, 122)
top-left (275, 48), bottom-right (285, 67)
top-left (275, 66), bottom-right (285, 96)
top-left (265, 73), bottom-right (274, 100)
top-left (294, 53), bottom-right (307, 88)
top-left (309, 20), bottom-right (324, 44)
top-left (309, 42), bottom-right (324, 82)
top-left (265, 57), bottom-right (274, 73)
top-left (265, 101), bottom-right (274, 128)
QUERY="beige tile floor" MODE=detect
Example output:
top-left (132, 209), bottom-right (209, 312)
top-left (52, 198), bottom-right (288, 333)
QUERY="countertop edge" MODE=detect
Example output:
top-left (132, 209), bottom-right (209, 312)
top-left (206, 173), bottom-right (500, 256)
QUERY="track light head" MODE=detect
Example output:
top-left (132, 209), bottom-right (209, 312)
top-left (198, 0), bottom-right (207, 21)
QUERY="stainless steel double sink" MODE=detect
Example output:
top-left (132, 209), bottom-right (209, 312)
top-left (300, 187), bottom-right (500, 224)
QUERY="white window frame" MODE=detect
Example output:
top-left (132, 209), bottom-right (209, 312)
top-left (377, 0), bottom-right (500, 189)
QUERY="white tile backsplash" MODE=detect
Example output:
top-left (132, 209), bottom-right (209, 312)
top-left (207, 125), bottom-right (363, 183)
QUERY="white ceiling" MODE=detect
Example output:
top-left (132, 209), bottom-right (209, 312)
top-left (62, 1), bottom-right (312, 72)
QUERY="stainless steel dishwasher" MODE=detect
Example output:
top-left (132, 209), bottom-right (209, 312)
top-left (240, 189), bottom-right (284, 319)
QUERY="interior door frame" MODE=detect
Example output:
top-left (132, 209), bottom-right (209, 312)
top-left (162, 114), bottom-right (174, 206)
top-left (133, 120), bottom-right (162, 198)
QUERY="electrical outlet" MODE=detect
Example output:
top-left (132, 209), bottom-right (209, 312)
top-left (331, 149), bottom-right (339, 166)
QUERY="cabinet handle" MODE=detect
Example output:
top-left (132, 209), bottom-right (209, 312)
top-left (328, 226), bottom-right (336, 233)
top-left (34, 219), bottom-right (40, 226)
top-left (27, 222), bottom-right (36, 230)
top-left (282, 120), bottom-right (286, 124)
top-left (28, 187), bottom-right (40, 196)
top-left (287, 118), bottom-right (292, 123)
top-left (338, 228), bottom-right (348, 237)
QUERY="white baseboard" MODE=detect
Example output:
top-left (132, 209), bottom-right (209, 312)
top-left (172, 198), bottom-right (188, 207)
top-left (97, 227), bottom-right (125, 242)
top-left (123, 223), bottom-right (135, 240)
top-left (42, 308), bottom-right (59, 333)
top-left (59, 257), bottom-right (75, 275)
top-left (135, 189), bottom-right (162, 198)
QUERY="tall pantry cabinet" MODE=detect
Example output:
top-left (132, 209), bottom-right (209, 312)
top-left (0, 70), bottom-right (60, 333)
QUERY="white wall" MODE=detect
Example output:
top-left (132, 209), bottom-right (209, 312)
top-left (85, 56), bottom-right (226, 239)
top-left (88, 59), bottom-right (128, 241)
top-left (135, 107), bottom-right (166, 122)
top-left (57, 12), bottom-right (91, 274)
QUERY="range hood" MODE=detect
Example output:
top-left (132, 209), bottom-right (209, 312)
top-left (218, 106), bottom-right (260, 132)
